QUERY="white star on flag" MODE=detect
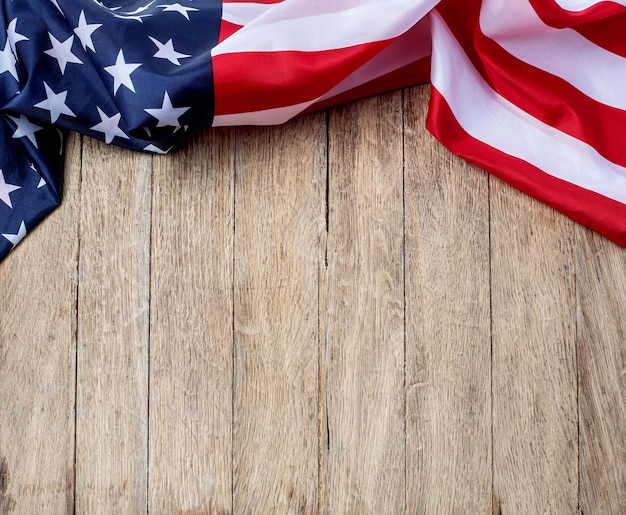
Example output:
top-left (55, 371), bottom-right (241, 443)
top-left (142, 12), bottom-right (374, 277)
top-left (0, 40), bottom-right (18, 81)
top-left (104, 50), bottom-right (142, 94)
top-left (159, 3), bottom-right (199, 20)
top-left (0, 170), bottom-right (20, 209)
top-left (44, 33), bottom-right (83, 74)
top-left (2, 221), bottom-right (26, 248)
top-left (144, 92), bottom-right (189, 127)
top-left (73, 11), bottom-right (102, 52)
top-left (144, 143), bottom-right (169, 154)
top-left (30, 164), bottom-right (47, 188)
top-left (109, 1), bottom-right (155, 21)
top-left (7, 18), bottom-right (28, 55)
top-left (8, 114), bottom-right (43, 148)
top-left (90, 107), bottom-right (128, 144)
top-left (149, 36), bottom-right (190, 65)
top-left (34, 82), bottom-right (76, 123)
top-left (49, 0), bottom-right (64, 16)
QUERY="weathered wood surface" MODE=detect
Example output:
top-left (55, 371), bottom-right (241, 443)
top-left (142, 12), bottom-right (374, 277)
top-left (232, 117), bottom-right (323, 513)
top-left (149, 128), bottom-right (235, 514)
top-left (403, 86), bottom-right (492, 513)
top-left (490, 179), bottom-right (578, 513)
top-left (76, 137), bottom-right (152, 514)
top-left (321, 93), bottom-right (405, 513)
top-left (1, 85), bottom-right (625, 513)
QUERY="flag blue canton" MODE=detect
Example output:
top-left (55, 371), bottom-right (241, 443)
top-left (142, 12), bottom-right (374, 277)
top-left (0, 0), bottom-right (221, 259)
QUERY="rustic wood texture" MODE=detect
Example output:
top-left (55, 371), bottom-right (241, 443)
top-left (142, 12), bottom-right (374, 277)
top-left (233, 116), bottom-right (324, 513)
top-left (576, 228), bottom-right (626, 513)
top-left (0, 132), bottom-right (80, 514)
top-left (76, 138), bottom-right (152, 513)
top-left (490, 181), bottom-right (578, 513)
top-left (1, 85), bottom-right (625, 514)
top-left (149, 129), bottom-right (234, 514)
top-left (321, 93), bottom-right (406, 513)
top-left (403, 87), bottom-right (492, 513)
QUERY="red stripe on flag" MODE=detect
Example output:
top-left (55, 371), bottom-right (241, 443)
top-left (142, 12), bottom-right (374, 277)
top-left (212, 40), bottom-right (393, 115)
top-left (218, 19), bottom-right (242, 43)
top-left (529, 0), bottom-right (626, 23)
top-left (304, 57), bottom-right (431, 113)
top-left (436, 0), bottom-right (626, 167)
top-left (427, 85), bottom-right (626, 247)
top-left (529, 0), bottom-right (626, 57)
top-left (575, 13), bottom-right (626, 57)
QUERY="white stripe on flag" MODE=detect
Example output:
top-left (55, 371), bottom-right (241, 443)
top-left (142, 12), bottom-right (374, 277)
top-left (318, 19), bottom-right (431, 101)
top-left (212, 0), bottom-right (438, 56)
top-left (212, 100), bottom-right (315, 126)
top-left (430, 11), bottom-right (626, 205)
top-left (480, 0), bottom-right (626, 109)
top-left (553, 0), bottom-right (626, 10)
top-left (221, 2), bottom-right (275, 26)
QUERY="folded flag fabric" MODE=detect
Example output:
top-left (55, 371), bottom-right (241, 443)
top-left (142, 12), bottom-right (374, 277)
top-left (1, 0), bottom-right (626, 261)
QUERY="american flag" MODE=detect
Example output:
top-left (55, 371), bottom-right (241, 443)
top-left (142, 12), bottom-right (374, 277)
top-left (1, 0), bottom-right (625, 260)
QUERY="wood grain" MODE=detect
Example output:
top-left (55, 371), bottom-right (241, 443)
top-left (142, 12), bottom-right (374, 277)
top-left (576, 228), bottom-right (626, 513)
top-left (232, 115), bottom-right (325, 513)
top-left (0, 132), bottom-right (81, 514)
top-left (490, 181), bottom-right (578, 513)
top-left (2, 87), bottom-right (626, 514)
top-left (148, 129), bottom-right (234, 514)
top-left (403, 86), bottom-right (492, 512)
top-left (320, 93), bottom-right (406, 514)
top-left (75, 139), bottom-right (152, 513)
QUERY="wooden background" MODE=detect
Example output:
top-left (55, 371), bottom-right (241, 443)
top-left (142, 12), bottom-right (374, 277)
top-left (1, 85), bottom-right (625, 514)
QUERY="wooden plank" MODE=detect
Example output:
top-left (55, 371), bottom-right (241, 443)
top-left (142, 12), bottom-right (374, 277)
top-left (576, 228), bottom-right (626, 513)
top-left (232, 115), bottom-right (325, 513)
top-left (403, 86), bottom-right (492, 512)
top-left (490, 181), bottom-right (578, 513)
top-left (0, 132), bottom-right (81, 514)
top-left (320, 93), bottom-right (405, 513)
top-left (75, 140), bottom-right (151, 513)
top-left (148, 129), bottom-right (234, 514)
